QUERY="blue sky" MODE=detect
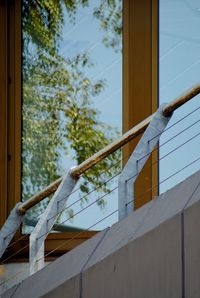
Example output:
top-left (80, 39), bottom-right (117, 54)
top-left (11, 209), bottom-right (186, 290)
top-left (56, 0), bottom-right (200, 230)
top-left (159, 0), bottom-right (200, 193)
top-left (57, 1), bottom-right (122, 230)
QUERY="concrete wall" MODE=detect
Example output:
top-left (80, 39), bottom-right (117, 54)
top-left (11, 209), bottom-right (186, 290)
top-left (2, 170), bottom-right (200, 298)
top-left (0, 263), bottom-right (29, 295)
top-left (0, 262), bottom-right (51, 295)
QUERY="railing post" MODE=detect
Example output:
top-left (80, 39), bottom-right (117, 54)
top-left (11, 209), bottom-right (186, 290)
top-left (29, 169), bottom-right (78, 274)
top-left (1, 84), bottom-right (199, 273)
top-left (118, 105), bottom-right (172, 220)
top-left (0, 203), bottom-right (24, 258)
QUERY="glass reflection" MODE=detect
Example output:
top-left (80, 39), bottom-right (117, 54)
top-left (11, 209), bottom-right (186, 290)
top-left (22, 0), bottom-right (122, 232)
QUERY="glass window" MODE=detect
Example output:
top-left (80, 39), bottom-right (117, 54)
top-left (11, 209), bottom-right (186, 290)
top-left (159, 0), bottom-right (200, 193)
top-left (22, 0), bottom-right (122, 232)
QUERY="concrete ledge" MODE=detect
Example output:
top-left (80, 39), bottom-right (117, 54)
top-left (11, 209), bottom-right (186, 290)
top-left (85, 169), bottom-right (200, 269)
top-left (42, 275), bottom-right (80, 298)
top-left (82, 215), bottom-right (182, 298)
top-left (2, 170), bottom-right (200, 298)
top-left (184, 199), bottom-right (200, 297)
top-left (2, 228), bottom-right (108, 298)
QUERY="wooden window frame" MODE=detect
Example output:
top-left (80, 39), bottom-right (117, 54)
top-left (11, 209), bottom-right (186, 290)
top-left (123, 0), bottom-right (158, 209)
top-left (0, 0), bottom-right (22, 228)
top-left (0, 0), bottom-right (158, 261)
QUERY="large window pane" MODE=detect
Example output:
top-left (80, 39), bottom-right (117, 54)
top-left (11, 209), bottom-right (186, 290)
top-left (22, 0), bottom-right (122, 232)
top-left (159, 0), bottom-right (200, 193)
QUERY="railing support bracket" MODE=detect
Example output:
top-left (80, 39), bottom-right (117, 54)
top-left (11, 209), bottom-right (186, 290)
top-left (118, 104), bottom-right (172, 220)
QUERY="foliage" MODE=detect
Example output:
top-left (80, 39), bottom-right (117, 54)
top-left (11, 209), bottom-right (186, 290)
top-left (94, 0), bottom-right (122, 51)
top-left (22, 0), bottom-right (122, 55)
top-left (22, 0), bottom-right (122, 217)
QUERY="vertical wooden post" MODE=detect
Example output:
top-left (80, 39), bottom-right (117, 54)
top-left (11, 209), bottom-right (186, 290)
top-left (0, 0), bottom-right (8, 228)
top-left (123, 0), bottom-right (158, 209)
top-left (0, 0), bottom-right (21, 228)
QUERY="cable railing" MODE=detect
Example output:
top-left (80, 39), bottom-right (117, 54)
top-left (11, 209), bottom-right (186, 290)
top-left (16, 83), bottom-right (200, 215)
top-left (3, 120), bottom-right (200, 258)
top-left (6, 110), bottom-right (200, 247)
top-left (4, 110), bottom-right (200, 253)
top-left (1, 154), bottom-right (200, 291)
top-left (0, 83), bottom-right (200, 292)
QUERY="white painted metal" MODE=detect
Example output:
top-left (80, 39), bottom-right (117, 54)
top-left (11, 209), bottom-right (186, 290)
top-left (118, 105), bottom-right (172, 220)
top-left (29, 170), bottom-right (78, 274)
top-left (0, 203), bottom-right (24, 258)
top-left (2, 82), bottom-right (199, 273)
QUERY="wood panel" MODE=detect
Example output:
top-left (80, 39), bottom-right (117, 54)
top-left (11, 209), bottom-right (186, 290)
top-left (2, 231), bottom-right (98, 262)
top-left (7, 0), bottom-right (21, 214)
top-left (123, 0), bottom-right (158, 209)
top-left (0, 0), bottom-right (8, 228)
top-left (0, 0), bottom-right (21, 227)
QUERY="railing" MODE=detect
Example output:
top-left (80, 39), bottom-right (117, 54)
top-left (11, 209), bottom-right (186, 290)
top-left (17, 83), bottom-right (200, 214)
top-left (0, 84), bottom-right (200, 280)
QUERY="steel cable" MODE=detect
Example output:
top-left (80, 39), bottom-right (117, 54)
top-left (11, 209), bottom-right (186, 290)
top-left (3, 105), bottom-right (200, 254)
top-left (1, 153), bottom-right (200, 287)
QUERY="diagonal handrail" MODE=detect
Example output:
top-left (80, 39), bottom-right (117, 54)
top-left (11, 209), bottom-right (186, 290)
top-left (0, 83), bottom-right (200, 271)
top-left (17, 114), bottom-right (153, 214)
top-left (17, 83), bottom-right (200, 215)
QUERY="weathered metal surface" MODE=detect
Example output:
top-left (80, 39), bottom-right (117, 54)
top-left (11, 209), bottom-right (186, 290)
top-left (118, 105), bottom-right (171, 220)
top-left (29, 171), bottom-right (78, 274)
top-left (0, 203), bottom-right (24, 258)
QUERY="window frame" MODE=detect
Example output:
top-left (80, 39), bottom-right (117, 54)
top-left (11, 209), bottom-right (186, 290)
top-left (0, 0), bottom-right (158, 261)
top-left (0, 0), bottom-right (22, 228)
top-left (123, 0), bottom-right (158, 209)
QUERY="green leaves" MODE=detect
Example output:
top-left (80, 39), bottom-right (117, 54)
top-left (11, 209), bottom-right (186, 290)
top-left (93, 0), bottom-right (122, 51)
top-left (23, 0), bottom-right (122, 55)
top-left (22, 0), bottom-right (122, 220)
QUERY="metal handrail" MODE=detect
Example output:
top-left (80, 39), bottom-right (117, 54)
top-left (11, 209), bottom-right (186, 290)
top-left (18, 83), bottom-right (200, 215)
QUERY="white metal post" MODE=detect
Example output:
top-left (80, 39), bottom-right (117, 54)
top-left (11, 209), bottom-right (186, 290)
top-left (29, 170), bottom-right (78, 274)
top-left (118, 105), bottom-right (172, 220)
top-left (0, 203), bottom-right (24, 258)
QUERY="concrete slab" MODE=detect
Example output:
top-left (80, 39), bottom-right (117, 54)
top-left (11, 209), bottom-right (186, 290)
top-left (2, 274), bottom-right (80, 298)
top-left (181, 171), bottom-right (200, 209)
top-left (184, 199), bottom-right (200, 298)
top-left (1, 229), bottom-right (108, 298)
top-left (0, 263), bottom-right (30, 295)
top-left (41, 274), bottom-right (80, 298)
top-left (3, 170), bottom-right (200, 298)
top-left (85, 199), bottom-right (156, 268)
top-left (85, 170), bottom-right (200, 269)
top-left (82, 215), bottom-right (182, 298)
